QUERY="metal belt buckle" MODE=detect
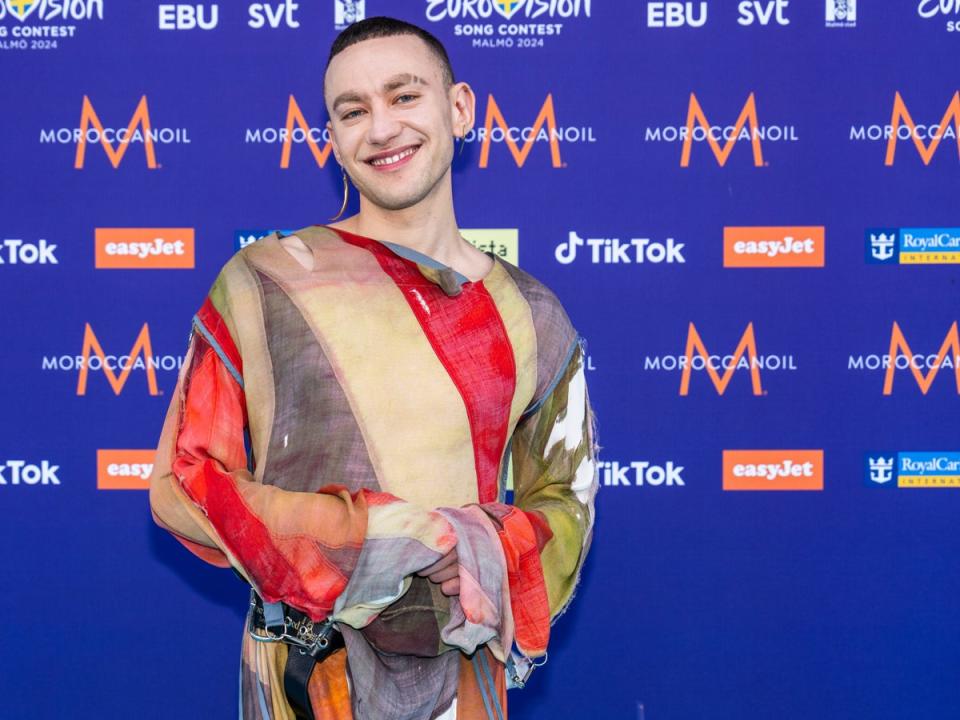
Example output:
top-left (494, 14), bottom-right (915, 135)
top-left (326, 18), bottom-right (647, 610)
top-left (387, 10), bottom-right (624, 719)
top-left (506, 649), bottom-right (547, 690)
top-left (247, 593), bottom-right (339, 660)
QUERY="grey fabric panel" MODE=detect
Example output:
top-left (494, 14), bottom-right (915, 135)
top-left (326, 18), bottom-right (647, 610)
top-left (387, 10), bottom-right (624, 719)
top-left (342, 626), bottom-right (460, 720)
top-left (496, 259), bottom-right (577, 405)
top-left (257, 269), bottom-right (380, 493)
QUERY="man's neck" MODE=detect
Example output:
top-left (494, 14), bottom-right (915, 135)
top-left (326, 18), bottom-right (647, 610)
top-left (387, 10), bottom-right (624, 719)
top-left (333, 181), bottom-right (461, 265)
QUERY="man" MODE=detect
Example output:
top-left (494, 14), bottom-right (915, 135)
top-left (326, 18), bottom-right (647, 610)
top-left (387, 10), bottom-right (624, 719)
top-left (149, 16), bottom-right (598, 720)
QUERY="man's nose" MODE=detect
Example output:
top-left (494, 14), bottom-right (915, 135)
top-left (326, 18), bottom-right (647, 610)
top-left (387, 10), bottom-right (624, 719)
top-left (366, 106), bottom-right (402, 146)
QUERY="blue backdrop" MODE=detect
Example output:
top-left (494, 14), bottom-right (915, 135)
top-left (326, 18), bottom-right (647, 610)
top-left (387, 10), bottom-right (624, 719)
top-left (2, 1), bottom-right (959, 718)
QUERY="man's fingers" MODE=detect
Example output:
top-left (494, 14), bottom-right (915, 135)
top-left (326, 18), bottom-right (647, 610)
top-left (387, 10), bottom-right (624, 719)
top-left (415, 548), bottom-right (458, 577)
top-left (426, 565), bottom-right (459, 584)
top-left (440, 578), bottom-right (460, 596)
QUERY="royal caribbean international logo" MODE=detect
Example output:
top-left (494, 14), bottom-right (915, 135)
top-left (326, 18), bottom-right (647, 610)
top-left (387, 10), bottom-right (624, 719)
top-left (424, 0), bottom-right (591, 50)
top-left (865, 227), bottom-right (960, 265)
top-left (865, 452), bottom-right (960, 488)
top-left (0, 0), bottom-right (104, 51)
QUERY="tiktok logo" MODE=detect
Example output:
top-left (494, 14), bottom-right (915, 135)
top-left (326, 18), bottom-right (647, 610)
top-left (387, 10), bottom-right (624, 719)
top-left (555, 231), bottom-right (686, 265)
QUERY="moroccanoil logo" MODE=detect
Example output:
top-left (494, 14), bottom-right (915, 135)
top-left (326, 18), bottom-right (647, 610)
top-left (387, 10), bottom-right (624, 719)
top-left (643, 322), bottom-right (798, 395)
top-left (244, 95), bottom-right (334, 168)
top-left (848, 322), bottom-right (960, 395)
top-left (850, 92), bottom-right (960, 166)
top-left (723, 226), bottom-right (825, 268)
top-left (95, 228), bottom-right (195, 269)
top-left (723, 450), bottom-right (824, 491)
top-left (38, 96), bottom-right (191, 169)
top-left (645, 93), bottom-right (798, 167)
top-left (97, 449), bottom-right (154, 490)
top-left (41, 324), bottom-right (183, 396)
top-left (470, 93), bottom-right (595, 168)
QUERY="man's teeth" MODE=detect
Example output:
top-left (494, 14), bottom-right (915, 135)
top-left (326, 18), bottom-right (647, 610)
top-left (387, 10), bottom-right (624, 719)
top-left (370, 147), bottom-right (417, 166)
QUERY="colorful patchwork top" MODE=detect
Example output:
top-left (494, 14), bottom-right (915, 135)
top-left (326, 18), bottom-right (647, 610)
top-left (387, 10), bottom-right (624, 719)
top-left (149, 225), bottom-right (599, 720)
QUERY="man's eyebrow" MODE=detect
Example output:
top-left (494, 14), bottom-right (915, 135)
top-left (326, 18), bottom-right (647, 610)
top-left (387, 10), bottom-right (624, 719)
top-left (332, 91), bottom-right (365, 112)
top-left (331, 74), bottom-right (430, 113)
top-left (382, 73), bottom-right (430, 92)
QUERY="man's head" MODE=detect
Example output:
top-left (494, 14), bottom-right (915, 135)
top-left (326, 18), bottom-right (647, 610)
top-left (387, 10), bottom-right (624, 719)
top-left (324, 17), bottom-right (475, 212)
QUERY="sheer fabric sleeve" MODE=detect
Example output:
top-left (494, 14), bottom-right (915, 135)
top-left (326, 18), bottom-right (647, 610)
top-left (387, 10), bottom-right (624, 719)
top-left (149, 293), bottom-right (456, 623)
top-left (480, 339), bottom-right (599, 657)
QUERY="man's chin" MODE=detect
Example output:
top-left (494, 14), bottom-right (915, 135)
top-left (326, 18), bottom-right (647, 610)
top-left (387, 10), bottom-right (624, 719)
top-left (356, 183), bottom-right (433, 212)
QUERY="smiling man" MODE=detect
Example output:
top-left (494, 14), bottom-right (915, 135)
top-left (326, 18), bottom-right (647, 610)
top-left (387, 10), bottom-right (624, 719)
top-left (149, 16), bottom-right (598, 720)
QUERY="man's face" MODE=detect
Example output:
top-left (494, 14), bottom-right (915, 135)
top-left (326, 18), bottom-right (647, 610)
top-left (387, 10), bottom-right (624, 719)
top-left (325, 35), bottom-right (470, 212)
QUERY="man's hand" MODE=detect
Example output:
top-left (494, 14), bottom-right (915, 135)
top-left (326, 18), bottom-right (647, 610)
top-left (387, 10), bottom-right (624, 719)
top-left (416, 547), bottom-right (460, 596)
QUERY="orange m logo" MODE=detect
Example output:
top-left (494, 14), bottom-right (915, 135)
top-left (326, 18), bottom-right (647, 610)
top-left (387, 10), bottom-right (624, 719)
top-left (281, 95), bottom-right (334, 168)
top-left (479, 94), bottom-right (562, 168)
top-left (883, 321), bottom-right (960, 395)
top-left (681, 93), bottom-right (764, 167)
top-left (77, 323), bottom-right (159, 396)
top-left (75, 96), bottom-right (157, 169)
top-left (680, 322), bottom-right (764, 396)
top-left (885, 92), bottom-right (960, 166)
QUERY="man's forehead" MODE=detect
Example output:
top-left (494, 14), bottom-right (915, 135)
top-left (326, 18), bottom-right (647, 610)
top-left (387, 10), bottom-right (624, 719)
top-left (325, 35), bottom-right (444, 94)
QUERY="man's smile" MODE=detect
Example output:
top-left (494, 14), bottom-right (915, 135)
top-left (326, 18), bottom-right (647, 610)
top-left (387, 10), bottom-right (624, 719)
top-left (365, 144), bottom-right (421, 170)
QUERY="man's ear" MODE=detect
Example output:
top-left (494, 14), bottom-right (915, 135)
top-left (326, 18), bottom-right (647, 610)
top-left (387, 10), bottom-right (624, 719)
top-left (326, 119), bottom-right (342, 165)
top-left (450, 81), bottom-right (476, 137)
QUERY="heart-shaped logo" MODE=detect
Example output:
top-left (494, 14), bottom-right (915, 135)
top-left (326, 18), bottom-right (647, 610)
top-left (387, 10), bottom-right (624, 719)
top-left (493, 0), bottom-right (526, 21)
top-left (6, 0), bottom-right (39, 22)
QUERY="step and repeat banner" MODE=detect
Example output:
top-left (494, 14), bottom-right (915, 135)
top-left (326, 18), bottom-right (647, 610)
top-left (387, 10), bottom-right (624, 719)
top-left (2, 1), bottom-right (959, 718)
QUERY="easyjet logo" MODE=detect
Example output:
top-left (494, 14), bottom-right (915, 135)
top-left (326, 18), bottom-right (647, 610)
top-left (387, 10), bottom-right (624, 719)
top-left (97, 449), bottom-right (154, 490)
top-left (723, 450), bottom-right (824, 491)
top-left (78, 323), bottom-right (159, 396)
top-left (884, 322), bottom-right (960, 395)
top-left (723, 226), bottom-right (825, 267)
top-left (681, 322), bottom-right (763, 395)
top-left (885, 92), bottom-right (960, 166)
top-left (95, 228), bottom-right (195, 269)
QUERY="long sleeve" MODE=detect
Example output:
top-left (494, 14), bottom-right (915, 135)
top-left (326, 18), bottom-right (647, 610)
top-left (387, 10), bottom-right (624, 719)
top-left (480, 338), bottom-right (599, 658)
top-left (149, 294), bottom-right (456, 623)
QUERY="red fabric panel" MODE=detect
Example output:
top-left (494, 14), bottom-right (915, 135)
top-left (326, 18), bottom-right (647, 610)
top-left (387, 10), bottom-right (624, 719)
top-left (172, 335), bottom-right (362, 620)
top-left (332, 228), bottom-right (516, 504)
top-left (485, 504), bottom-right (551, 656)
top-left (196, 295), bottom-right (243, 377)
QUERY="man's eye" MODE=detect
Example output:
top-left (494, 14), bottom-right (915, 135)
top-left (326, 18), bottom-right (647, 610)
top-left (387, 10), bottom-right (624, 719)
top-left (396, 94), bottom-right (418, 104)
top-left (341, 109), bottom-right (363, 120)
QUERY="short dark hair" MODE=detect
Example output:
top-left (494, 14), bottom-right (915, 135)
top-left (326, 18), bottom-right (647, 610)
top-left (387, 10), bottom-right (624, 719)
top-left (326, 16), bottom-right (455, 88)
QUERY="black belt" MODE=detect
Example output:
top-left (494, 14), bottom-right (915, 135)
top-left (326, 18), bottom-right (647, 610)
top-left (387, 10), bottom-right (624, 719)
top-left (247, 591), bottom-right (345, 720)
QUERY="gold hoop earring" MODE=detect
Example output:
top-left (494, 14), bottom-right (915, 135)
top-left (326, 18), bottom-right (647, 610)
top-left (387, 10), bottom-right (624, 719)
top-left (330, 164), bottom-right (349, 221)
